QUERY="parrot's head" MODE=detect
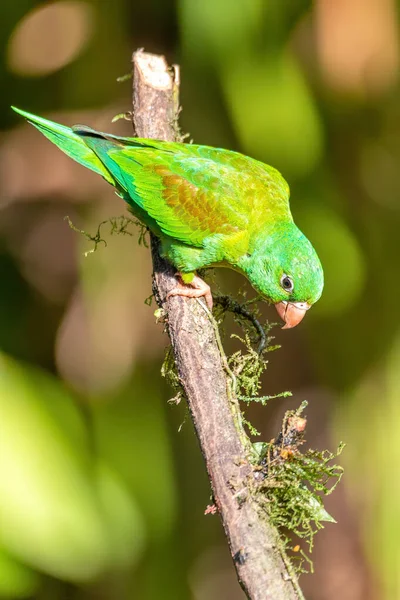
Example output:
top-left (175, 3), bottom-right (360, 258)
top-left (242, 224), bottom-right (324, 329)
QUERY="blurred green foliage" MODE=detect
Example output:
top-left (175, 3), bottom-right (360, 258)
top-left (0, 0), bottom-right (399, 599)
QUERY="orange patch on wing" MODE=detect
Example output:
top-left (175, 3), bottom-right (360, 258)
top-left (154, 165), bottom-right (235, 235)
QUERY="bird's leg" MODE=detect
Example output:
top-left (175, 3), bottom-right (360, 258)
top-left (166, 272), bottom-right (213, 310)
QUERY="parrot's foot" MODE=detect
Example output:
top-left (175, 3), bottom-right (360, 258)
top-left (167, 273), bottom-right (213, 310)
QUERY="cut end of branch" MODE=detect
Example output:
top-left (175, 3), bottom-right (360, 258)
top-left (133, 50), bottom-right (173, 90)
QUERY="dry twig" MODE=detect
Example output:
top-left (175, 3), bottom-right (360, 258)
top-left (131, 49), bottom-right (300, 600)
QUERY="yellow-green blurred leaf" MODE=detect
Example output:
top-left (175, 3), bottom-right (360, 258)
top-left (0, 548), bottom-right (39, 598)
top-left (0, 354), bottom-right (144, 581)
top-left (297, 207), bottom-right (366, 316)
top-left (93, 368), bottom-right (178, 541)
top-left (180, 0), bottom-right (264, 63)
top-left (96, 462), bottom-right (145, 568)
top-left (222, 54), bottom-right (324, 176)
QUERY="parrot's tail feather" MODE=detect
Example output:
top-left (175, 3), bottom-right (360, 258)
top-left (73, 124), bottom-right (164, 152)
top-left (72, 125), bottom-right (129, 150)
top-left (11, 107), bottom-right (115, 184)
top-left (12, 107), bottom-right (172, 219)
top-left (74, 128), bottom-right (145, 176)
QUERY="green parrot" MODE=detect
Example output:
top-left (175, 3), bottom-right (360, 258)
top-left (12, 107), bottom-right (323, 328)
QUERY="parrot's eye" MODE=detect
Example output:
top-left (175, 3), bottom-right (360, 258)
top-left (280, 274), bottom-right (294, 293)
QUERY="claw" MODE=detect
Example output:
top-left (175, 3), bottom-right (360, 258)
top-left (166, 273), bottom-right (213, 310)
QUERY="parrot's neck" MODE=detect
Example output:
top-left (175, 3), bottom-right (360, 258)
top-left (237, 223), bottom-right (297, 269)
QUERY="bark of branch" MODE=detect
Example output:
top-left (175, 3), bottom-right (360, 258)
top-left (132, 49), bottom-right (300, 600)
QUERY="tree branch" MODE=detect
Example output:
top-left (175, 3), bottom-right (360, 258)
top-left (131, 49), bottom-right (301, 600)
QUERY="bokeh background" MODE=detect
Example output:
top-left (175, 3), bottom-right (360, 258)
top-left (0, 0), bottom-right (399, 598)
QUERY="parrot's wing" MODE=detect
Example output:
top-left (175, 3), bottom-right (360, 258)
top-left (13, 108), bottom-right (291, 247)
top-left (75, 130), bottom-right (251, 247)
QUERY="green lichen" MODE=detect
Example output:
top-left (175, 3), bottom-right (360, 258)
top-left (65, 214), bottom-right (149, 256)
top-left (252, 401), bottom-right (344, 573)
top-left (213, 295), bottom-right (291, 431)
top-left (161, 346), bottom-right (185, 406)
top-left (207, 294), bottom-right (345, 575)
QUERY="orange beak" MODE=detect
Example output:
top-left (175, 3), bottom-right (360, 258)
top-left (275, 301), bottom-right (311, 329)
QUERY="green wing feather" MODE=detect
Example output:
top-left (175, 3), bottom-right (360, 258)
top-left (76, 130), bottom-right (254, 246)
top-left (13, 107), bottom-right (292, 248)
